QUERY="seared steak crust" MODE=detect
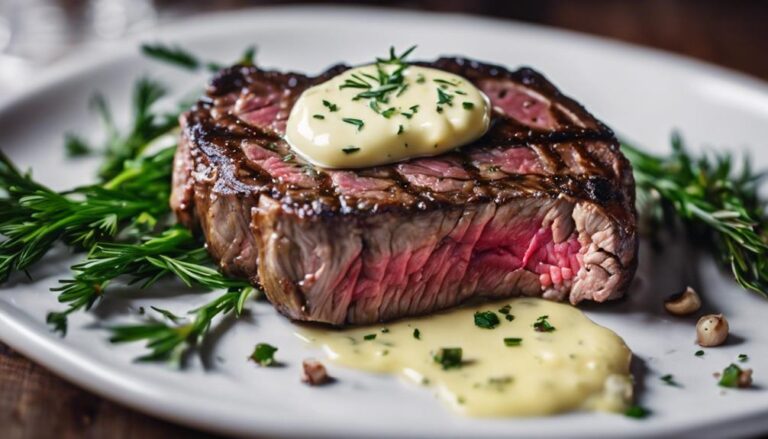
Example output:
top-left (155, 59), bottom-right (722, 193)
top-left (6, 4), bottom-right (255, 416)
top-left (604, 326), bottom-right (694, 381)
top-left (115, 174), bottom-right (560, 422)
top-left (172, 57), bottom-right (638, 325)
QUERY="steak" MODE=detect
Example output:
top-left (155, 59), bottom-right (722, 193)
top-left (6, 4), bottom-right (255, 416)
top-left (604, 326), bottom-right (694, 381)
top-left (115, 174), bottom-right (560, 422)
top-left (172, 57), bottom-right (638, 325)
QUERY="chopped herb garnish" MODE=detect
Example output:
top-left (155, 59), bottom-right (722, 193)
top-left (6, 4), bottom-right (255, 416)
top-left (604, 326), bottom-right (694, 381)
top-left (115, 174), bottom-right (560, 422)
top-left (455, 90), bottom-right (468, 96)
top-left (340, 75), bottom-right (371, 90)
top-left (504, 337), bottom-right (522, 347)
top-left (416, 74), bottom-right (426, 84)
top-left (505, 314), bottom-right (515, 322)
top-left (369, 100), bottom-right (381, 113)
top-left (437, 88), bottom-right (454, 106)
top-left (395, 83), bottom-right (409, 97)
top-left (474, 310), bottom-right (500, 329)
top-left (624, 405), bottom-right (649, 419)
top-left (660, 374), bottom-right (680, 387)
top-left (498, 304), bottom-right (511, 314)
top-left (250, 343), bottom-right (278, 366)
top-left (413, 328), bottom-right (421, 339)
top-left (457, 396), bottom-right (466, 405)
top-left (342, 146), bottom-right (360, 154)
top-left (282, 153), bottom-right (294, 162)
top-left (434, 347), bottom-right (463, 370)
top-left (409, 105), bottom-right (419, 113)
top-left (312, 114), bottom-right (325, 120)
top-left (355, 83), bottom-right (400, 100)
top-left (322, 100), bottom-right (339, 112)
top-left (401, 111), bottom-right (414, 119)
top-left (397, 125), bottom-right (404, 135)
top-left (342, 118), bottom-right (364, 131)
top-left (718, 362), bottom-right (754, 388)
top-left (462, 102), bottom-right (475, 110)
top-left (436, 106), bottom-right (443, 113)
top-left (381, 107), bottom-right (397, 118)
top-left (533, 315), bottom-right (556, 332)
top-left (484, 376), bottom-right (514, 391)
top-left (488, 376), bottom-right (513, 386)
top-left (433, 78), bottom-right (460, 87)
top-left (363, 333), bottom-right (377, 341)
top-left (719, 363), bottom-right (743, 388)
top-left (64, 134), bottom-right (92, 157)
top-left (381, 328), bottom-right (390, 333)
top-left (738, 354), bottom-right (749, 362)
top-left (695, 350), bottom-right (705, 357)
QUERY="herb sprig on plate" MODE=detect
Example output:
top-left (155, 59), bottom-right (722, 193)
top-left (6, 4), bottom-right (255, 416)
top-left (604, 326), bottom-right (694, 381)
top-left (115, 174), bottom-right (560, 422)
top-left (140, 42), bottom-right (256, 72)
top-left (109, 287), bottom-right (254, 362)
top-left (622, 134), bottom-right (768, 296)
top-left (0, 45), bottom-right (262, 362)
top-left (47, 225), bottom-right (253, 335)
top-left (0, 146), bottom-right (172, 283)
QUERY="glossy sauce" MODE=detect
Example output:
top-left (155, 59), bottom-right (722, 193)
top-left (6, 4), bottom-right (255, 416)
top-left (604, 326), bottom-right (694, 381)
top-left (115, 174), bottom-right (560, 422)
top-left (297, 298), bottom-right (632, 417)
top-left (285, 65), bottom-right (490, 168)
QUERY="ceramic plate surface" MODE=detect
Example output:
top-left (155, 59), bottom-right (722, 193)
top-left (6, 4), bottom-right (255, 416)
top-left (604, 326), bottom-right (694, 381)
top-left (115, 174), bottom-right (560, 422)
top-left (1, 6), bottom-right (767, 438)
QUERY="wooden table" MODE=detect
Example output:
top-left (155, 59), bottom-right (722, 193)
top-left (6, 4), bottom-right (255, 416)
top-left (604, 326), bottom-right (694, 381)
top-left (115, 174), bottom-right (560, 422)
top-left (2, 1), bottom-right (766, 437)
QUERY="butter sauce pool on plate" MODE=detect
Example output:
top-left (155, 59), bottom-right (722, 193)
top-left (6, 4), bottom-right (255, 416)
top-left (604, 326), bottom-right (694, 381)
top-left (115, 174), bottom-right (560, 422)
top-left (298, 298), bottom-right (633, 417)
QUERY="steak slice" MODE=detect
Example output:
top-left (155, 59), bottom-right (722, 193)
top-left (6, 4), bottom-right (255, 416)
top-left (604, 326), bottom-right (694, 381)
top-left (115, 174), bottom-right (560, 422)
top-left (172, 57), bottom-right (637, 325)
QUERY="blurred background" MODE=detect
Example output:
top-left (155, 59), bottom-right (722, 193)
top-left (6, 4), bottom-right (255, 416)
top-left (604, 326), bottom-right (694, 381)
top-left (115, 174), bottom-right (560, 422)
top-left (1, 1), bottom-right (767, 437)
top-left (1, 0), bottom-right (768, 92)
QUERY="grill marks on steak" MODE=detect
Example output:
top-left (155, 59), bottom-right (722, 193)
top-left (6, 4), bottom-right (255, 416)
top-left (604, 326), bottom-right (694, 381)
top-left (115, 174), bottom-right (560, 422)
top-left (172, 57), bottom-right (638, 325)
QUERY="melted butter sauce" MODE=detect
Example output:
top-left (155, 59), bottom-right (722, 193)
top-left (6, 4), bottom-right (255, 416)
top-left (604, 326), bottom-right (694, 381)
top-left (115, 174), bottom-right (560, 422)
top-left (297, 298), bottom-right (633, 417)
top-left (285, 65), bottom-right (491, 169)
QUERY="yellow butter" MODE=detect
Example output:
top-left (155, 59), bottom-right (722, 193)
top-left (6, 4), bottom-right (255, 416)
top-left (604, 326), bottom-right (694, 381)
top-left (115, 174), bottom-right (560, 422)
top-left (297, 298), bottom-right (632, 417)
top-left (285, 65), bottom-right (490, 168)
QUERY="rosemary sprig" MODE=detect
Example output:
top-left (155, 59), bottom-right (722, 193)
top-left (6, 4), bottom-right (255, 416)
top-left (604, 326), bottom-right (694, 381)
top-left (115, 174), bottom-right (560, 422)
top-left (622, 133), bottom-right (768, 296)
top-left (47, 225), bottom-right (255, 335)
top-left (108, 287), bottom-right (254, 362)
top-left (141, 42), bottom-right (257, 72)
top-left (96, 78), bottom-right (178, 181)
top-left (0, 146), bottom-right (174, 282)
top-left (1, 46), bottom-right (267, 362)
top-left (141, 43), bottom-right (200, 70)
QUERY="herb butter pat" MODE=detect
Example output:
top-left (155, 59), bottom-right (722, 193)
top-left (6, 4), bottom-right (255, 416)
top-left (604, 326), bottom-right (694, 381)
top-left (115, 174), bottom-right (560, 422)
top-left (285, 61), bottom-right (491, 168)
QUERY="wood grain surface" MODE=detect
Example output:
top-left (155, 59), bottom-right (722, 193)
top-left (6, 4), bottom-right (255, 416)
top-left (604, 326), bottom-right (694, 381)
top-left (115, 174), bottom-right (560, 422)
top-left (1, 1), bottom-right (766, 438)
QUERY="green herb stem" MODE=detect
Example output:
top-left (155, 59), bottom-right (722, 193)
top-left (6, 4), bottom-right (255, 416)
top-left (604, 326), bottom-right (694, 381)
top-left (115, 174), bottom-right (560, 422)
top-left (622, 133), bottom-right (768, 296)
top-left (108, 287), bottom-right (254, 362)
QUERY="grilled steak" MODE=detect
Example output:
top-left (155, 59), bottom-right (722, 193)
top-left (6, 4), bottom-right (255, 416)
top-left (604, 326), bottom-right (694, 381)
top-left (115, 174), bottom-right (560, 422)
top-left (172, 57), bottom-right (638, 325)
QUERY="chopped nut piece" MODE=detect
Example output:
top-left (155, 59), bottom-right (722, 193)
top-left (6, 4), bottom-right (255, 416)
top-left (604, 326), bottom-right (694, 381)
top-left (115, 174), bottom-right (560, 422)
top-left (302, 359), bottom-right (330, 386)
top-left (664, 286), bottom-right (702, 316)
top-left (738, 368), bottom-right (754, 388)
top-left (696, 314), bottom-right (729, 347)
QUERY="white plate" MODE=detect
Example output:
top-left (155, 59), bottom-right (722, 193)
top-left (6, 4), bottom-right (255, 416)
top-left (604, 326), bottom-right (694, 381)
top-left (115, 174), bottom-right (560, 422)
top-left (1, 6), bottom-right (767, 438)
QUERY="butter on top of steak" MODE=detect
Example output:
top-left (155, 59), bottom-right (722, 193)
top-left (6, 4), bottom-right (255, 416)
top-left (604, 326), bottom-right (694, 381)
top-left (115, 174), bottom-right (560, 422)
top-left (172, 57), bottom-right (637, 325)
